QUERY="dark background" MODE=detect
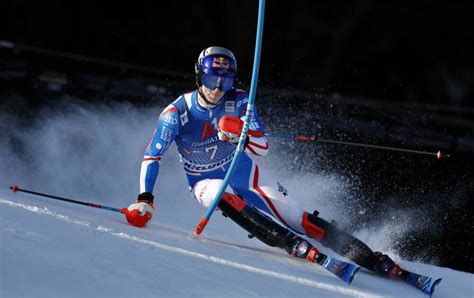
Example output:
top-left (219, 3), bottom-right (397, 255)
top-left (1, 1), bottom-right (473, 273)
top-left (2, 1), bottom-right (474, 106)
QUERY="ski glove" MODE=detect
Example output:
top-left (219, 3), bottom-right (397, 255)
top-left (218, 115), bottom-right (243, 143)
top-left (121, 192), bottom-right (154, 228)
top-left (218, 115), bottom-right (265, 143)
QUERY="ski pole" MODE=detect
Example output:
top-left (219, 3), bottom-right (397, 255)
top-left (263, 133), bottom-right (450, 159)
top-left (10, 185), bottom-right (123, 213)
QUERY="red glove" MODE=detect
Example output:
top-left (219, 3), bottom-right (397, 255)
top-left (218, 116), bottom-right (243, 143)
top-left (218, 116), bottom-right (264, 143)
top-left (121, 193), bottom-right (154, 228)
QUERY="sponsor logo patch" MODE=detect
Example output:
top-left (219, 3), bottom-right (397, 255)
top-left (180, 111), bottom-right (188, 126)
top-left (162, 115), bottom-right (177, 125)
top-left (201, 122), bottom-right (215, 140)
top-left (192, 136), bottom-right (219, 147)
top-left (212, 57), bottom-right (230, 69)
top-left (183, 153), bottom-right (235, 172)
top-left (225, 101), bottom-right (235, 113)
top-left (160, 127), bottom-right (173, 142)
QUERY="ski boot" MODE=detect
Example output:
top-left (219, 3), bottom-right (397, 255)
top-left (374, 252), bottom-right (442, 295)
top-left (373, 252), bottom-right (403, 279)
top-left (218, 193), bottom-right (360, 284)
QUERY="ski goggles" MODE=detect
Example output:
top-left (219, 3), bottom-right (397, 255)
top-left (201, 73), bottom-right (234, 92)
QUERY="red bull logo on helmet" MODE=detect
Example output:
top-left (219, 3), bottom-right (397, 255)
top-left (212, 57), bottom-right (230, 70)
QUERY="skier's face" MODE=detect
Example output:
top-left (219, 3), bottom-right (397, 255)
top-left (201, 84), bottom-right (225, 104)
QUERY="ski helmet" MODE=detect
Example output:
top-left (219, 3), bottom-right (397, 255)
top-left (195, 46), bottom-right (237, 92)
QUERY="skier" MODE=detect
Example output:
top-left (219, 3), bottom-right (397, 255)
top-left (122, 46), bottom-right (402, 279)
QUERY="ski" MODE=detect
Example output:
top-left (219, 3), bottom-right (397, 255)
top-left (402, 269), bottom-right (442, 296)
top-left (316, 253), bottom-right (360, 285)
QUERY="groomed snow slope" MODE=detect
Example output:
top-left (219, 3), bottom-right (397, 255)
top-left (1, 191), bottom-right (472, 298)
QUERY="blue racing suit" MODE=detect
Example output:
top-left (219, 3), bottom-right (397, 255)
top-left (140, 88), bottom-right (306, 233)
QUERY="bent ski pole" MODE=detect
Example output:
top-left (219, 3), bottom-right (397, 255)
top-left (263, 133), bottom-right (450, 159)
top-left (194, 0), bottom-right (266, 236)
top-left (10, 185), bottom-right (123, 213)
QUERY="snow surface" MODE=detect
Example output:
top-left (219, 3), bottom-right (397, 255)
top-left (1, 193), bottom-right (472, 298)
top-left (1, 103), bottom-right (473, 297)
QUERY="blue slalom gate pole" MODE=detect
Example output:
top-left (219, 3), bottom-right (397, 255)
top-left (194, 0), bottom-right (266, 236)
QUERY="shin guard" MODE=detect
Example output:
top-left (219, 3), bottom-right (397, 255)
top-left (304, 211), bottom-right (379, 270)
top-left (218, 193), bottom-right (322, 262)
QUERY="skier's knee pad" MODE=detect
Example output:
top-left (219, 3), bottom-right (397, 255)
top-left (304, 211), bottom-right (343, 247)
top-left (302, 211), bottom-right (326, 240)
top-left (220, 192), bottom-right (246, 212)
